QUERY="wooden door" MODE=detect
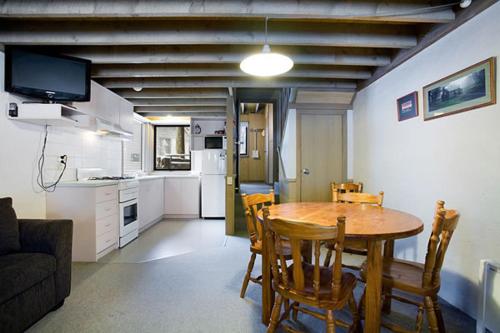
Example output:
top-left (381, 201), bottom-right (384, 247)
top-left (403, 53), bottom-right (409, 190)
top-left (298, 112), bottom-right (344, 202)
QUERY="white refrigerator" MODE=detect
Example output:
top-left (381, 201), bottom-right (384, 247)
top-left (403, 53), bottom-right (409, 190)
top-left (201, 149), bottom-right (226, 218)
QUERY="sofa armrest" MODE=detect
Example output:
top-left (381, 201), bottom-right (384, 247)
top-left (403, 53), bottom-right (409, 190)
top-left (18, 219), bottom-right (73, 302)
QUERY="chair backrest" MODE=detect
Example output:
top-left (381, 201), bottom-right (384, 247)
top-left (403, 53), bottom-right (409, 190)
top-left (241, 190), bottom-right (275, 246)
top-left (331, 182), bottom-right (363, 197)
top-left (263, 208), bottom-right (347, 303)
top-left (422, 200), bottom-right (460, 289)
top-left (332, 188), bottom-right (384, 207)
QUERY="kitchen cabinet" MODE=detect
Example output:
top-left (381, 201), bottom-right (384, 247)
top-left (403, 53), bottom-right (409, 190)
top-left (119, 98), bottom-right (135, 133)
top-left (46, 185), bottom-right (119, 262)
top-left (74, 81), bottom-right (119, 124)
top-left (138, 178), bottom-right (164, 232)
top-left (164, 176), bottom-right (200, 217)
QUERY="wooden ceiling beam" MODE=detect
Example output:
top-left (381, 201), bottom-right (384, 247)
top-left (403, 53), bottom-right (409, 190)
top-left (0, 0), bottom-right (455, 23)
top-left (61, 45), bottom-right (391, 67)
top-left (98, 77), bottom-right (358, 90)
top-left (92, 64), bottom-right (372, 80)
top-left (0, 20), bottom-right (417, 48)
top-left (141, 112), bottom-right (226, 118)
top-left (112, 88), bottom-right (229, 99)
top-left (129, 98), bottom-right (228, 107)
top-left (135, 106), bottom-right (226, 113)
top-left (359, 0), bottom-right (498, 90)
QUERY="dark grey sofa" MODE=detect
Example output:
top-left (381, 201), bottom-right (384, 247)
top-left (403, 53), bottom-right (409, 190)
top-left (0, 198), bottom-right (73, 333)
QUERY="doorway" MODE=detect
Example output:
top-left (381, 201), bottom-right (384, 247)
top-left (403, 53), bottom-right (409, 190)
top-left (238, 103), bottom-right (274, 185)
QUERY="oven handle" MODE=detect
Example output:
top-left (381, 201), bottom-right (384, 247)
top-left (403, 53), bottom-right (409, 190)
top-left (120, 198), bottom-right (138, 205)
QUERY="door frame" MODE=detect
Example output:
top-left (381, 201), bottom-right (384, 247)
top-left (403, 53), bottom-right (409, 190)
top-left (296, 108), bottom-right (348, 202)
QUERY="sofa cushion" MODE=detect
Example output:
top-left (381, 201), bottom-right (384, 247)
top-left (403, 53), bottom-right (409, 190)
top-left (0, 198), bottom-right (20, 255)
top-left (0, 253), bottom-right (56, 304)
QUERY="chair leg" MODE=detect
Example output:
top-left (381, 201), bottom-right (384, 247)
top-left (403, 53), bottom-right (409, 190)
top-left (267, 294), bottom-right (283, 333)
top-left (284, 298), bottom-right (291, 319)
top-left (424, 296), bottom-right (439, 333)
top-left (432, 295), bottom-right (446, 333)
top-left (382, 286), bottom-right (393, 314)
top-left (348, 291), bottom-right (361, 333)
top-left (326, 309), bottom-right (336, 333)
top-left (292, 302), bottom-right (299, 321)
top-left (324, 248), bottom-right (333, 267)
top-left (358, 287), bottom-right (366, 319)
top-left (240, 253), bottom-right (256, 298)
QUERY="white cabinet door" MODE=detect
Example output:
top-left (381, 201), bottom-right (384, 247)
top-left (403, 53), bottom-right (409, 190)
top-left (138, 180), bottom-right (153, 229)
top-left (102, 88), bottom-right (119, 124)
top-left (164, 177), bottom-right (200, 216)
top-left (139, 178), bottom-right (165, 230)
top-left (151, 178), bottom-right (164, 221)
top-left (119, 98), bottom-right (135, 133)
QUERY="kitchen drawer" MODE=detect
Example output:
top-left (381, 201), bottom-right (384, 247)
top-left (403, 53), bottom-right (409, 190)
top-left (96, 229), bottom-right (117, 254)
top-left (96, 200), bottom-right (118, 220)
top-left (96, 214), bottom-right (117, 237)
top-left (96, 186), bottom-right (118, 203)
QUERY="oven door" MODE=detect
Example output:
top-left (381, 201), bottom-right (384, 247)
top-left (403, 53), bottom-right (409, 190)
top-left (119, 199), bottom-right (138, 237)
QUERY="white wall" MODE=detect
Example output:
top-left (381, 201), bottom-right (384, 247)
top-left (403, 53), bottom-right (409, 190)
top-left (0, 51), bottom-right (122, 218)
top-left (352, 3), bottom-right (500, 318)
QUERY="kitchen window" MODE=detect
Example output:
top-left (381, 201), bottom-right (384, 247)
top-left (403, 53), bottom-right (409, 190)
top-left (154, 125), bottom-right (191, 171)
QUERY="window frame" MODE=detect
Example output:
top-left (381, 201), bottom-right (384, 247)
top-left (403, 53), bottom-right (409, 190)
top-left (153, 124), bottom-right (192, 171)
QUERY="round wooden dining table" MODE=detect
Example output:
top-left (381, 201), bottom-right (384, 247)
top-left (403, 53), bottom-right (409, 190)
top-left (257, 202), bottom-right (423, 333)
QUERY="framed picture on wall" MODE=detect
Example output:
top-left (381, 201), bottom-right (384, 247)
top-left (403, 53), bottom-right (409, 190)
top-left (397, 91), bottom-right (419, 121)
top-left (423, 57), bottom-right (496, 121)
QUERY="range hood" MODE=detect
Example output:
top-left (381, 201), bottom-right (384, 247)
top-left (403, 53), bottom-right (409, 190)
top-left (96, 118), bottom-right (133, 137)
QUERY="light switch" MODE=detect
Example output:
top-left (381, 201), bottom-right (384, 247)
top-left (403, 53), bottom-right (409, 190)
top-left (252, 150), bottom-right (259, 159)
top-left (227, 176), bottom-right (233, 185)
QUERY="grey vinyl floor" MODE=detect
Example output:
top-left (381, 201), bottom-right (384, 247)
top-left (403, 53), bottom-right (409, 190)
top-left (28, 219), bottom-right (475, 333)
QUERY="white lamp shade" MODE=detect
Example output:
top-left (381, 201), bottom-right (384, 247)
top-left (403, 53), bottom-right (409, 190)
top-left (240, 45), bottom-right (294, 77)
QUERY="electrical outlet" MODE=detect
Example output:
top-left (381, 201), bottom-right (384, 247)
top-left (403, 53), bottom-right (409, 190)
top-left (59, 155), bottom-right (67, 164)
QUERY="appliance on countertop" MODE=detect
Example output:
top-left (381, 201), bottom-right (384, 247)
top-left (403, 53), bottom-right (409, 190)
top-left (204, 135), bottom-right (227, 150)
top-left (201, 149), bottom-right (226, 218)
top-left (77, 168), bottom-right (139, 248)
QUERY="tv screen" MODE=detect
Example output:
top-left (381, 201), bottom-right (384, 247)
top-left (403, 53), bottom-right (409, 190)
top-left (5, 48), bottom-right (91, 102)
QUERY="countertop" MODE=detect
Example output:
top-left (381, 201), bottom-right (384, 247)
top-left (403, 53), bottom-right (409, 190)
top-left (57, 180), bottom-right (120, 187)
top-left (57, 173), bottom-right (201, 187)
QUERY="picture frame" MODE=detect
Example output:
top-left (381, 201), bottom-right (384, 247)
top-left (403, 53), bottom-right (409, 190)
top-left (423, 57), bottom-right (496, 121)
top-left (397, 91), bottom-right (419, 121)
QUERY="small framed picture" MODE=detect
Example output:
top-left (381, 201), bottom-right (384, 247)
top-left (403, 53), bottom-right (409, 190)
top-left (397, 91), bottom-right (419, 121)
top-left (423, 57), bottom-right (496, 121)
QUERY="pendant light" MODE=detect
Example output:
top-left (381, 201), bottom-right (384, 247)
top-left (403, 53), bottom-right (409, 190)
top-left (240, 17), bottom-right (294, 77)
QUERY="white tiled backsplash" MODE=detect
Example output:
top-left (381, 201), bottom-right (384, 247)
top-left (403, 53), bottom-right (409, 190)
top-left (42, 126), bottom-right (122, 182)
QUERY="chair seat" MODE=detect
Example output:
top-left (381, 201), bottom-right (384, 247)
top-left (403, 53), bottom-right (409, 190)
top-left (325, 240), bottom-right (368, 256)
top-left (360, 258), bottom-right (439, 296)
top-left (251, 239), bottom-right (307, 258)
top-left (0, 252), bottom-right (56, 304)
top-left (277, 262), bottom-right (356, 308)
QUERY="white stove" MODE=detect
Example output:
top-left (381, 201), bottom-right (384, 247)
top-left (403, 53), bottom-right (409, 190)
top-left (77, 168), bottom-right (139, 248)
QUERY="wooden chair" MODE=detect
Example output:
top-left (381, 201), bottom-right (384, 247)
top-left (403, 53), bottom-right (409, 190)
top-left (359, 200), bottom-right (460, 333)
top-left (240, 190), bottom-right (275, 298)
top-left (330, 182), bottom-right (363, 198)
top-left (263, 208), bottom-right (360, 333)
top-left (324, 189), bottom-right (385, 268)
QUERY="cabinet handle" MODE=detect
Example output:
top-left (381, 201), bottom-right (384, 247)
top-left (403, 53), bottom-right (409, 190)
top-left (105, 223), bottom-right (111, 227)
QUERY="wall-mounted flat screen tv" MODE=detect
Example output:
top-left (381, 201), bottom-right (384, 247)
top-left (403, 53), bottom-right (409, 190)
top-left (5, 47), bottom-right (91, 102)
